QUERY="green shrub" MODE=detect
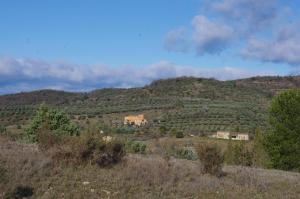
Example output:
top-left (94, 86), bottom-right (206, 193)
top-left (0, 125), bottom-right (6, 134)
top-left (159, 126), bottom-right (168, 135)
top-left (175, 148), bottom-right (197, 160)
top-left (264, 89), bottom-right (300, 171)
top-left (196, 143), bottom-right (224, 177)
top-left (176, 131), bottom-right (184, 138)
top-left (25, 104), bottom-right (79, 143)
top-left (252, 128), bottom-right (271, 168)
top-left (125, 141), bottom-right (147, 154)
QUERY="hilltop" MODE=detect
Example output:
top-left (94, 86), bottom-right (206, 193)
top-left (1, 76), bottom-right (300, 134)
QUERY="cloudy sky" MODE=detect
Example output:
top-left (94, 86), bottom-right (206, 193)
top-left (0, 0), bottom-right (299, 94)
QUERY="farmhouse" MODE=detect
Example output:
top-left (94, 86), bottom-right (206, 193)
top-left (124, 114), bottom-right (147, 126)
top-left (213, 131), bottom-right (249, 141)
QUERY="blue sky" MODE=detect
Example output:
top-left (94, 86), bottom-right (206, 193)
top-left (0, 0), bottom-right (300, 94)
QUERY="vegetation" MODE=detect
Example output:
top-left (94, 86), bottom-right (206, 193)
top-left (0, 76), bottom-right (300, 197)
top-left (0, 163), bottom-right (8, 184)
top-left (196, 143), bottom-right (224, 177)
top-left (252, 128), bottom-right (271, 168)
top-left (25, 104), bottom-right (79, 142)
top-left (175, 130), bottom-right (184, 138)
top-left (74, 132), bottom-right (125, 167)
top-left (2, 76), bottom-right (300, 133)
top-left (1, 136), bottom-right (300, 199)
top-left (174, 147), bottom-right (197, 160)
top-left (125, 140), bottom-right (147, 154)
top-left (0, 125), bottom-right (6, 134)
top-left (264, 89), bottom-right (300, 171)
top-left (113, 126), bottom-right (136, 134)
top-left (4, 186), bottom-right (34, 199)
top-left (225, 141), bottom-right (253, 166)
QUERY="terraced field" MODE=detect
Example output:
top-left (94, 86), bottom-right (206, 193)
top-left (1, 76), bottom-right (300, 135)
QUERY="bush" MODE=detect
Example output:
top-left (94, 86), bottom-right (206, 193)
top-left (159, 126), bottom-right (168, 135)
top-left (173, 130), bottom-right (184, 138)
top-left (196, 143), bottom-right (224, 177)
top-left (76, 133), bottom-right (125, 167)
top-left (37, 128), bottom-right (65, 150)
top-left (0, 125), bottom-right (6, 134)
top-left (175, 148), bottom-right (197, 160)
top-left (0, 163), bottom-right (8, 184)
top-left (95, 142), bottom-right (125, 167)
top-left (4, 186), bottom-right (34, 199)
top-left (264, 89), bottom-right (300, 171)
top-left (25, 104), bottom-right (79, 143)
top-left (225, 142), bottom-right (253, 166)
top-left (125, 141), bottom-right (147, 154)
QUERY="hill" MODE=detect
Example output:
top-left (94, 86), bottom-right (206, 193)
top-left (1, 76), bottom-right (300, 134)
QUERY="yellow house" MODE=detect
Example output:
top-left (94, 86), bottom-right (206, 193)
top-left (124, 114), bottom-right (147, 126)
top-left (214, 131), bottom-right (231, 139)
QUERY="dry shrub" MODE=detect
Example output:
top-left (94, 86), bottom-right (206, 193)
top-left (225, 141), bottom-right (253, 166)
top-left (196, 143), bottom-right (224, 177)
top-left (226, 166), bottom-right (271, 194)
top-left (51, 132), bottom-right (125, 167)
top-left (36, 129), bottom-right (65, 150)
top-left (120, 155), bottom-right (174, 196)
top-left (0, 162), bottom-right (8, 184)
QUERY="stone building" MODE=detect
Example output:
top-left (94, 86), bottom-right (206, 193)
top-left (124, 114), bottom-right (147, 126)
top-left (212, 131), bottom-right (249, 141)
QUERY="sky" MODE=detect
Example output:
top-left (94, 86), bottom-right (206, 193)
top-left (0, 0), bottom-right (300, 94)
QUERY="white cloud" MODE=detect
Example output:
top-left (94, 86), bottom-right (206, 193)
top-left (164, 27), bottom-right (190, 53)
top-left (211, 0), bottom-right (278, 33)
top-left (192, 15), bottom-right (233, 55)
top-left (242, 24), bottom-right (300, 65)
top-left (0, 57), bottom-right (276, 94)
top-left (163, 15), bottom-right (233, 55)
top-left (163, 0), bottom-right (298, 65)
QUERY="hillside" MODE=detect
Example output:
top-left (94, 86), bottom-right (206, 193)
top-left (1, 137), bottom-right (300, 199)
top-left (1, 76), bottom-right (300, 134)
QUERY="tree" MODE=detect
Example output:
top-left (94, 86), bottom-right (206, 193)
top-left (25, 104), bottom-right (79, 142)
top-left (252, 127), bottom-right (270, 168)
top-left (264, 89), bottom-right (300, 171)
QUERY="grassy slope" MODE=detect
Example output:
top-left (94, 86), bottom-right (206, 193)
top-left (0, 137), bottom-right (299, 199)
top-left (1, 76), bottom-right (300, 134)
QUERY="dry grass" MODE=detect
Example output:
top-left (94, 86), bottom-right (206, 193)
top-left (1, 136), bottom-right (300, 199)
top-left (0, 137), bottom-right (52, 198)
